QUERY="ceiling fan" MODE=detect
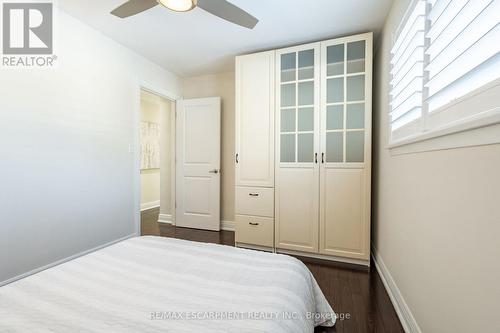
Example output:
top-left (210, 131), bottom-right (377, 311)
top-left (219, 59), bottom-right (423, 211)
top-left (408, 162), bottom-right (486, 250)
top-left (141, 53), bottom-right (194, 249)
top-left (111, 0), bottom-right (259, 29)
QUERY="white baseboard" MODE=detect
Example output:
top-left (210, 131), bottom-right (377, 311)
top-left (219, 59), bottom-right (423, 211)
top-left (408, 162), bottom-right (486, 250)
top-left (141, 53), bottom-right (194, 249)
top-left (236, 243), bottom-right (274, 252)
top-left (371, 246), bottom-right (422, 333)
top-left (221, 220), bottom-right (235, 231)
top-left (0, 234), bottom-right (136, 287)
top-left (278, 248), bottom-right (370, 266)
top-left (157, 218), bottom-right (234, 230)
top-left (158, 214), bottom-right (173, 224)
top-left (141, 200), bottom-right (160, 211)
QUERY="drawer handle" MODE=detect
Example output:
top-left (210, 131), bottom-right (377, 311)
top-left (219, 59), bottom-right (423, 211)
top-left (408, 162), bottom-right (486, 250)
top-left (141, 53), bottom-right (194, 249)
top-left (249, 222), bottom-right (259, 226)
top-left (249, 193), bottom-right (259, 197)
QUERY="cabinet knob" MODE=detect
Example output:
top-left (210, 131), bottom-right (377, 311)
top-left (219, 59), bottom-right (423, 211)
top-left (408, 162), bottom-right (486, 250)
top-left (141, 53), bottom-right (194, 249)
top-left (249, 222), bottom-right (259, 226)
top-left (249, 193), bottom-right (259, 197)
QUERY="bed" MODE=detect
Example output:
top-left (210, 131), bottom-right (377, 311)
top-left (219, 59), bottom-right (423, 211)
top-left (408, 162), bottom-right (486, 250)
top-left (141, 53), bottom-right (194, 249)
top-left (0, 236), bottom-right (336, 332)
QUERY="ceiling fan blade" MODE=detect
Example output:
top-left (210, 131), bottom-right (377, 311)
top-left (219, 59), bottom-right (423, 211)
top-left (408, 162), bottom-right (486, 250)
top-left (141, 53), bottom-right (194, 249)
top-left (197, 0), bottom-right (258, 29)
top-left (111, 0), bottom-right (158, 18)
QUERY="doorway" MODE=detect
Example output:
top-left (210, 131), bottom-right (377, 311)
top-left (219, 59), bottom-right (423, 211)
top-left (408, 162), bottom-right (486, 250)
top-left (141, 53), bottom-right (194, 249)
top-left (139, 89), bottom-right (175, 235)
top-left (138, 91), bottom-right (222, 234)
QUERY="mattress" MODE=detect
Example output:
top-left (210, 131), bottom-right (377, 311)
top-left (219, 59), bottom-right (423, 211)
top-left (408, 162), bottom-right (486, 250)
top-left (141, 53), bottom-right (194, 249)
top-left (0, 236), bottom-right (336, 332)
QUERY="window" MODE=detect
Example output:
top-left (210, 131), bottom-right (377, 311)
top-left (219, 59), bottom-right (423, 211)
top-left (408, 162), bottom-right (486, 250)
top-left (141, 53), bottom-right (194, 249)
top-left (389, 0), bottom-right (500, 145)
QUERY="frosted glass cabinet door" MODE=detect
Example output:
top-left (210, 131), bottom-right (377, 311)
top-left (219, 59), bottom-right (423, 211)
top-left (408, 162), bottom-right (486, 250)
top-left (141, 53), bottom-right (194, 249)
top-left (276, 43), bottom-right (320, 253)
top-left (322, 38), bottom-right (368, 165)
top-left (278, 46), bottom-right (318, 166)
top-left (319, 33), bottom-right (372, 261)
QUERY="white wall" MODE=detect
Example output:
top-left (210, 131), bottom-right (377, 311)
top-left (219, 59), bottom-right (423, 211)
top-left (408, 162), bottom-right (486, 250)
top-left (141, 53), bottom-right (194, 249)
top-left (141, 169), bottom-right (160, 208)
top-left (373, 1), bottom-right (500, 332)
top-left (182, 72), bottom-right (236, 223)
top-left (0, 8), bottom-right (180, 285)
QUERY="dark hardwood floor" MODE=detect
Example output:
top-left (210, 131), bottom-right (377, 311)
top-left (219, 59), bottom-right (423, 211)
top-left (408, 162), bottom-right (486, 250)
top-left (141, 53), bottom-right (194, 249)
top-left (141, 208), bottom-right (404, 333)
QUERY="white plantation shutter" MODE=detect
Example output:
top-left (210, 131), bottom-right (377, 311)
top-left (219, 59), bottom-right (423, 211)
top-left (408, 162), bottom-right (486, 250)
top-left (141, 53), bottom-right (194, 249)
top-left (425, 0), bottom-right (500, 112)
top-left (390, 0), bottom-right (426, 131)
top-left (389, 0), bottom-right (500, 144)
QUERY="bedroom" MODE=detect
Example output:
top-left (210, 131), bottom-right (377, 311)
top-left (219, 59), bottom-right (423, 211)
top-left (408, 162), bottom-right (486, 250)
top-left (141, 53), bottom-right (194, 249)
top-left (0, 0), bottom-right (499, 332)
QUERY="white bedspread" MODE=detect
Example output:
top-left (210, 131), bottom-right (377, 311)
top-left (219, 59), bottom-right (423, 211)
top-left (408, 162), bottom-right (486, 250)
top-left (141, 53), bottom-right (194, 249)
top-left (0, 236), bottom-right (336, 332)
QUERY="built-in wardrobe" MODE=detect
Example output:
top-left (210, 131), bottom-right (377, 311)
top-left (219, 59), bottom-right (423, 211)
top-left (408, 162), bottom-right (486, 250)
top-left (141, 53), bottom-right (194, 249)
top-left (235, 32), bottom-right (372, 266)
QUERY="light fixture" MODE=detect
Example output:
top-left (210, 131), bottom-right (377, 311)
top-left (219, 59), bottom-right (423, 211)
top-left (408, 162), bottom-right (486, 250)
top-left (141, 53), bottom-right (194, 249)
top-left (157, 0), bottom-right (197, 12)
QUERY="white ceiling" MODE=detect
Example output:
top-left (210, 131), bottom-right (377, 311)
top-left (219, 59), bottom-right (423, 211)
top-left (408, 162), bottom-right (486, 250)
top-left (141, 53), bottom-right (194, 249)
top-left (58, 0), bottom-right (393, 77)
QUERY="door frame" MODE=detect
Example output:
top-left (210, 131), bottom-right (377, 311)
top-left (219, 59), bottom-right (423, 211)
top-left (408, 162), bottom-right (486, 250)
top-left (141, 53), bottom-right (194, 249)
top-left (134, 83), bottom-right (179, 236)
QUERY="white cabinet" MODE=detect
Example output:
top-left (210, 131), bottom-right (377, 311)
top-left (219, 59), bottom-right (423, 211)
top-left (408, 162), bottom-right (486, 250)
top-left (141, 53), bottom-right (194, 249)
top-left (235, 51), bottom-right (275, 187)
top-left (235, 51), bottom-right (275, 251)
top-left (234, 33), bottom-right (372, 265)
top-left (275, 33), bottom-right (372, 264)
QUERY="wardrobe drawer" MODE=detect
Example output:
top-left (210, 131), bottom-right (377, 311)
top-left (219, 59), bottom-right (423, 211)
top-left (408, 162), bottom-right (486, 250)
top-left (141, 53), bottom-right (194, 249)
top-left (235, 215), bottom-right (274, 248)
top-left (235, 186), bottom-right (274, 217)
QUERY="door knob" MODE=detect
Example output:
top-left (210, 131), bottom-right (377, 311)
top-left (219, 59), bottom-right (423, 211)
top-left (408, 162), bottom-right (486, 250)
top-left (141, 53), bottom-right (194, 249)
top-left (209, 169), bottom-right (220, 174)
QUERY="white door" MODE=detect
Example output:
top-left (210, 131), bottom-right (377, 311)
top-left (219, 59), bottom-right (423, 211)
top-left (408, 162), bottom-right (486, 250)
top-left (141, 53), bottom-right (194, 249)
top-left (275, 43), bottom-right (321, 253)
top-left (176, 97), bottom-right (221, 231)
